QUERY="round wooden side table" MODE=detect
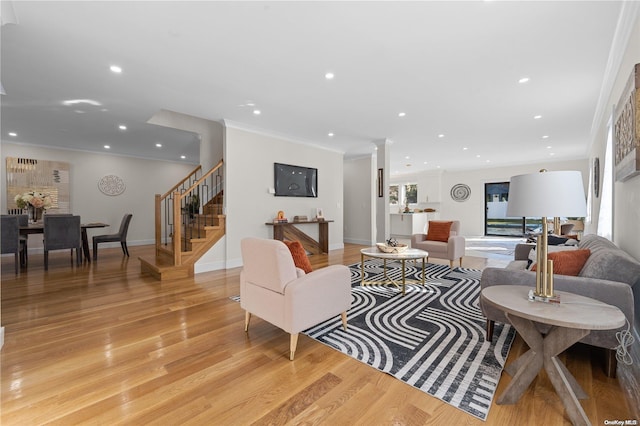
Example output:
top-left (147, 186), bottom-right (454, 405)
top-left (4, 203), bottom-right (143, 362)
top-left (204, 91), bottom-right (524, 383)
top-left (481, 285), bottom-right (625, 426)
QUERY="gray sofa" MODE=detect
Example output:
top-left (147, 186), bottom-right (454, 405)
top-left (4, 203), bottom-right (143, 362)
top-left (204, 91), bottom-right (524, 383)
top-left (480, 234), bottom-right (639, 377)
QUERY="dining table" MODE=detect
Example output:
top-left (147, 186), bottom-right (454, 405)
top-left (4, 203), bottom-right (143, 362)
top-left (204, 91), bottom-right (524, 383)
top-left (20, 222), bottom-right (109, 263)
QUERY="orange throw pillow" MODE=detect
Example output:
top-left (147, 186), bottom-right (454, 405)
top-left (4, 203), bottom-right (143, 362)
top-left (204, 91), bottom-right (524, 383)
top-left (426, 221), bottom-right (453, 242)
top-left (283, 240), bottom-right (313, 274)
top-left (531, 249), bottom-right (590, 276)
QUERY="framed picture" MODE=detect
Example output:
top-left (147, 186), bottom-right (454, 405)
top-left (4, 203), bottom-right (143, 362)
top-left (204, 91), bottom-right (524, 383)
top-left (614, 63), bottom-right (640, 182)
top-left (377, 168), bottom-right (383, 197)
top-left (316, 208), bottom-right (324, 219)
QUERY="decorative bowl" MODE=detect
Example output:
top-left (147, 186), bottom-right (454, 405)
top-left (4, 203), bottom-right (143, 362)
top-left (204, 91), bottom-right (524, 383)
top-left (376, 242), bottom-right (408, 253)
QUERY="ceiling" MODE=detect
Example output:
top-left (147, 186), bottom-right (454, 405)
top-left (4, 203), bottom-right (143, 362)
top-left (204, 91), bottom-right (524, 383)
top-left (1, 1), bottom-right (624, 175)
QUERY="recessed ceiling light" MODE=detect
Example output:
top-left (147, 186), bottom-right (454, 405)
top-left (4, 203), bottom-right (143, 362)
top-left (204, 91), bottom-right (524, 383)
top-left (405, 156), bottom-right (410, 159)
top-left (438, 134), bottom-right (445, 138)
top-left (328, 132), bottom-right (334, 137)
top-left (180, 155), bottom-right (186, 159)
top-left (534, 115), bottom-right (542, 119)
top-left (104, 145), bottom-right (110, 149)
top-left (542, 135), bottom-right (549, 139)
top-left (155, 143), bottom-right (162, 148)
top-left (462, 147), bottom-right (468, 151)
top-left (423, 161), bottom-right (428, 164)
top-left (325, 72), bottom-right (334, 80)
top-left (62, 99), bottom-right (102, 106)
top-left (118, 125), bottom-right (127, 130)
top-left (476, 154), bottom-right (481, 158)
top-left (8, 132), bottom-right (17, 137)
top-left (518, 77), bottom-right (530, 84)
top-left (110, 65), bottom-right (122, 73)
top-left (253, 109), bottom-right (261, 115)
top-left (547, 145), bottom-right (552, 149)
top-left (549, 152), bottom-right (555, 156)
top-left (398, 112), bottom-right (406, 117)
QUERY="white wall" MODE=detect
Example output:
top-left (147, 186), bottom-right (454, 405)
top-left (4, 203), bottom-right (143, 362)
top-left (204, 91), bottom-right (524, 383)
top-left (147, 109), bottom-right (224, 171)
top-left (391, 159), bottom-right (588, 236)
top-left (343, 156), bottom-right (376, 245)
top-left (0, 142), bottom-right (196, 249)
top-left (589, 7), bottom-right (640, 260)
top-left (223, 124), bottom-right (345, 269)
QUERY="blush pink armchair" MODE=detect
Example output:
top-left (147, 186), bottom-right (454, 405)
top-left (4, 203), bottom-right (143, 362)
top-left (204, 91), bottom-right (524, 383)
top-left (410, 220), bottom-right (465, 268)
top-left (240, 238), bottom-right (351, 360)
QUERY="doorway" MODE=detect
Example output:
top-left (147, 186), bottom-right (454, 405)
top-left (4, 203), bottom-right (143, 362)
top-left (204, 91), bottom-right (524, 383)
top-left (484, 182), bottom-right (525, 236)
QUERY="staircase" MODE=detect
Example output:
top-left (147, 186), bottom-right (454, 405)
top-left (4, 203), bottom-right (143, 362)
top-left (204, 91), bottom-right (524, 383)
top-left (139, 160), bottom-right (225, 280)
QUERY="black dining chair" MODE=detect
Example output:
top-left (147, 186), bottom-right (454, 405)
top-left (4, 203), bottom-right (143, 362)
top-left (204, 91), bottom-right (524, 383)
top-left (7, 213), bottom-right (29, 266)
top-left (1, 215), bottom-right (25, 274)
top-left (93, 213), bottom-right (133, 260)
top-left (43, 215), bottom-right (82, 270)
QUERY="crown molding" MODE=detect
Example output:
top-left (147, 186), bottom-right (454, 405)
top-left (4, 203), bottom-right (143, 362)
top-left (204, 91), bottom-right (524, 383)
top-left (590, 1), bottom-right (640, 141)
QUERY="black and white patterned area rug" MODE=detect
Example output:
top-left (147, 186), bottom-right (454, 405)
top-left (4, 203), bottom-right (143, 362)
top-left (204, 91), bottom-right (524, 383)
top-left (303, 259), bottom-right (515, 421)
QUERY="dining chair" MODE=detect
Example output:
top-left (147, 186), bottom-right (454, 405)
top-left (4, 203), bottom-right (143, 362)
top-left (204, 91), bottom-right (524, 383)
top-left (43, 215), bottom-right (82, 270)
top-left (1, 215), bottom-right (25, 274)
top-left (15, 214), bottom-right (29, 266)
top-left (92, 213), bottom-right (133, 260)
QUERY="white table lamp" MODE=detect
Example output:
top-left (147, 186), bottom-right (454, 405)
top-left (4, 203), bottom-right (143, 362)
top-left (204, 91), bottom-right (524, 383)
top-left (506, 170), bottom-right (587, 299)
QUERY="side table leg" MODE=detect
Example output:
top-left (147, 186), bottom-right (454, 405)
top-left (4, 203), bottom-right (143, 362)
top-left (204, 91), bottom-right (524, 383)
top-left (361, 253), bottom-right (364, 286)
top-left (497, 314), bottom-right (544, 404)
top-left (543, 326), bottom-right (591, 426)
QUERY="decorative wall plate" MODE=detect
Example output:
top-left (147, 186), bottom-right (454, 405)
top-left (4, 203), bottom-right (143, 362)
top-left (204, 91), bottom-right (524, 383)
top-left (98, 174), bottom-right (126, 196)
top-left (450, 183), bottom-right (471, 202)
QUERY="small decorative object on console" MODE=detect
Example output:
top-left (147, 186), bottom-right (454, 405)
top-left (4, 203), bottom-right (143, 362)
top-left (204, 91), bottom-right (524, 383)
top-left (293, 215), bottom-right (308, 222)
top-left (274, 210), bottom-right (288, 223)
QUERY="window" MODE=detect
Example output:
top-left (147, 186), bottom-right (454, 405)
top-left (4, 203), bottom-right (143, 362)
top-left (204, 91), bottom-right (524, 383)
top-left (597, 123), bottom-right (613, 240)
top-left (389, 185), bottom-right (399, 205)
top-left (404, 184), bottom-right (418, 204)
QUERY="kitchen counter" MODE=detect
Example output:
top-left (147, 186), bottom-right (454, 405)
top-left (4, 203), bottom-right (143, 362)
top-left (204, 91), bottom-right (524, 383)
top-left (390, 212), bottom-right (439, 236)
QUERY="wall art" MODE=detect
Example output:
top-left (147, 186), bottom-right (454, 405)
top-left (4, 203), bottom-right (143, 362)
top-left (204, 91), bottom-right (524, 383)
top-left (98, 174), bottom-right (126, 196)
top-left (614, 63), bottom-right (640, 182)
top-left (5, 157), bottom-right (70, 212)
top-left (450, 183), bottom-right (471, 202)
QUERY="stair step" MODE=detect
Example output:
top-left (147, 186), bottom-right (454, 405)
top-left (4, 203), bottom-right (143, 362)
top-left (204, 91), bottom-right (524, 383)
top-left (139, 255), bottom-right (192, 280)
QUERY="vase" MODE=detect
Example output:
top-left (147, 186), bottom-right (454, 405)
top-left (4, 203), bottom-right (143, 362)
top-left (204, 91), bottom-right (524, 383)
top-left (28, 206), bottom-right (44, 223)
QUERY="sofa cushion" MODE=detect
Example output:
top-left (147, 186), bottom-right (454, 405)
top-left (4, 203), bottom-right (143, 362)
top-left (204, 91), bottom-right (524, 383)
top-left (527, 245), bottom-right (577, 270)
top-left (283, 240), bottom-right (313, 274)
top-left (531, 249), bottom-right (591, 276)
top-left (426, 221), bottom-right (452, 242)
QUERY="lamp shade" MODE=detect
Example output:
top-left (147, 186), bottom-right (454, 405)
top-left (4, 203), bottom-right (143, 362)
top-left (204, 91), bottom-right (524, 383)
top-left (506, 170), bottom-right (587, 218)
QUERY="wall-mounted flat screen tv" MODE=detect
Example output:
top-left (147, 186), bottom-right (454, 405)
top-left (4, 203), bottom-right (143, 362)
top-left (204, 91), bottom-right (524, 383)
top-left (274, 163), bottom-right (317, 197)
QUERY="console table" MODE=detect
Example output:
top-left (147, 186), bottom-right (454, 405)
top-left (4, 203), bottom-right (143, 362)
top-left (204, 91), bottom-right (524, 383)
top-left (265, 220), bottom-right (333, 254)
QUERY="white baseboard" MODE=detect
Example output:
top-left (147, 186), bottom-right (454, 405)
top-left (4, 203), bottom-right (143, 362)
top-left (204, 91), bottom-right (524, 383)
top-left (343, 238), bottom-right (375, 246)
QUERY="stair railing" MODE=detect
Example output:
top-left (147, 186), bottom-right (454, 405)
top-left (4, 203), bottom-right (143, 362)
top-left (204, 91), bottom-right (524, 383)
top-left (156, 160), bottom-right (224, 265)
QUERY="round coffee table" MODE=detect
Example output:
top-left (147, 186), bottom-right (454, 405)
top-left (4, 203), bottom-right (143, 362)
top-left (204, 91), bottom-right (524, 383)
top-left (360, 247), bottom-right (428, 295)
top-left (481, 285), bottom-right (626, 426)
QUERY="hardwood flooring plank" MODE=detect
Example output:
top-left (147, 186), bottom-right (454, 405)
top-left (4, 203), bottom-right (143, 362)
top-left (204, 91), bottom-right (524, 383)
top-left (1, 243), bottom-right (634, 425)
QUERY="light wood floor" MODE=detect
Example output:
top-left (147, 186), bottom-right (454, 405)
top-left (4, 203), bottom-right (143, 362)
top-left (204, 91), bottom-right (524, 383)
top-left (1, 244), bottom-right (634, 425)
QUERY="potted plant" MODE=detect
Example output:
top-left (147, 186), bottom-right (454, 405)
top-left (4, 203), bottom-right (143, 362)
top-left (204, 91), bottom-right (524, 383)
top-left (184, 194), bottom-right (200, 219)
